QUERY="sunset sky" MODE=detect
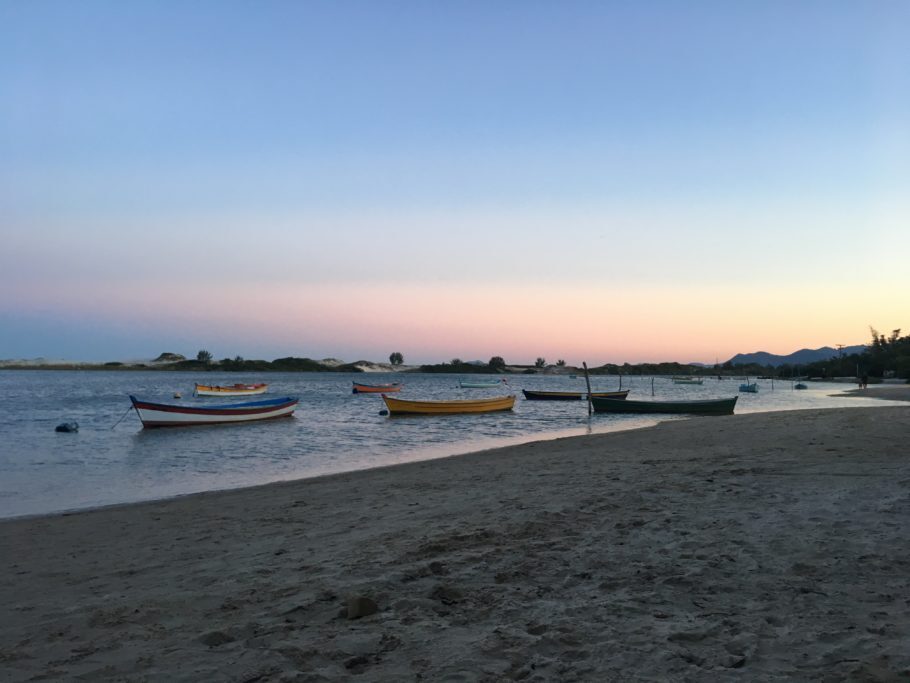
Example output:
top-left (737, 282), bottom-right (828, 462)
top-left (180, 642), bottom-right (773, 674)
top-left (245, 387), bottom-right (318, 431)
top-left (2, 1), bottom-right (908, 365)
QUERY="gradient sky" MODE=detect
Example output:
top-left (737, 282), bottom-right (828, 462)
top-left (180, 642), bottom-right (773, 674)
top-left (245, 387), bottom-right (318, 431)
top-left (2, 1), bottom-right (908, 365)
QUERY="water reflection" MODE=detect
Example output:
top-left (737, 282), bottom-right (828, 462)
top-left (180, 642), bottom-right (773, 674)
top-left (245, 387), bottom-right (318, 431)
top-left (0, 370), bottom-right (887, 518)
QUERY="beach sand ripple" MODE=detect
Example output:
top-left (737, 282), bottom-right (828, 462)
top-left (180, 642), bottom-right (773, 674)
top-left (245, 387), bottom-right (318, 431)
top-left (2, 406), bottom-right (909, 681)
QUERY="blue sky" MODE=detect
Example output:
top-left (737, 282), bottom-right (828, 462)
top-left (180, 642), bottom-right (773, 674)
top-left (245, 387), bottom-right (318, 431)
top-left (1, 1), bottom-right (908, 363)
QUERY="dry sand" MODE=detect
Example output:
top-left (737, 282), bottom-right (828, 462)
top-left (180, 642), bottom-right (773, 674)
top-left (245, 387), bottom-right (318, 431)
top-left (2, 405), bottom-right (910, 682)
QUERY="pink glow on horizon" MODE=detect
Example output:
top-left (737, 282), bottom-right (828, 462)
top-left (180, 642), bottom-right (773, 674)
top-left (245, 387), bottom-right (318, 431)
top-left (3, 279), bottom-right (895, 364)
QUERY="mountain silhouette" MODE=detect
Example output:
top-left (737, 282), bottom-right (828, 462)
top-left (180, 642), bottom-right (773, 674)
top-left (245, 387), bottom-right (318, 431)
top-left (726, 345), bottom-right (866, 367)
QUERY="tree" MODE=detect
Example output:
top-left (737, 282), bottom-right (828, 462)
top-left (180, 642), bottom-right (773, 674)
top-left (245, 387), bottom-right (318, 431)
top-left (389, 352), bottom-right (404, 366)
top-left (556, 359), bottom-right (566, 367)
top-left (535, 357), bottom-right (546, 368)
top-left (196, 349), bottom-right (212, 363)
top-left (451, 358), bottom-right (462, 366)
top-left (488, 356), bottom-right (506, 371)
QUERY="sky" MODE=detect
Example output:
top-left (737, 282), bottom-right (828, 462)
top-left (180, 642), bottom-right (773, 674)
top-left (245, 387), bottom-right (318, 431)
top-left (1, 1), bottom-right (908, 365)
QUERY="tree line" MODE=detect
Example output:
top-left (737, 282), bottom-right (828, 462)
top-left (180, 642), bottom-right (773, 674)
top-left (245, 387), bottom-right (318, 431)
top-left (54, 327), bottom-right (909, 380)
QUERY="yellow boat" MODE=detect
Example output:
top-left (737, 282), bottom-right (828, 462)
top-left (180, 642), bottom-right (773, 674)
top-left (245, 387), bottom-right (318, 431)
top-left (381, 394), bottom-right (515, 415)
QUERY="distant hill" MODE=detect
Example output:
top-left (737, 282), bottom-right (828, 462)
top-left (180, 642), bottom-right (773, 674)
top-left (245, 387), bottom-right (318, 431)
top-left (726, 345), bottom-right (866, 367)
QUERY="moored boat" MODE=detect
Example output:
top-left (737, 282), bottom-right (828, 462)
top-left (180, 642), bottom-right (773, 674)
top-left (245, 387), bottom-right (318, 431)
top-left (591, 396), bottom-right (737, 415)
top-left (352, 381), bottom-right (402, 394)
top-left (522, 389), bottom-right (630, 401)
top-left (194, 382), bottom-right (268, 397)
top-left (381, 394), bottom-right (515, 415)
top-left (739, 383), bottom-right (759, 393)
top-left (672, 377), bottom-right (704, 385)
top-left (794, 382), bottom-right (808, 390)
top-left (130, 395), bottom-right (298, 428)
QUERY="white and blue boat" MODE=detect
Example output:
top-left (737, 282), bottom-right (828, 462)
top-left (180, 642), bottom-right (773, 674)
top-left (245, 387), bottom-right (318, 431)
top-left (130, 395), bottom-right (298, 428)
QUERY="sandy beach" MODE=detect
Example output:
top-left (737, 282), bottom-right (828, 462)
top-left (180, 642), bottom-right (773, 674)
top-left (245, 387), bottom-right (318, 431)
top-left (2, 403), bottom-right (910, 682)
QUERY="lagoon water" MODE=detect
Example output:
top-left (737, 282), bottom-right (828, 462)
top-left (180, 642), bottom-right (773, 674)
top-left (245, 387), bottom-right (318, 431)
top-left (0, 370), bottom-right (883, 518)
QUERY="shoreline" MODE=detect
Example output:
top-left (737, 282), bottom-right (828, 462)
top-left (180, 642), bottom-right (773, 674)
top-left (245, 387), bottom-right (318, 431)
top-left (3, 405), bottom-right (910, 680)
top-left (4, 385), bottom-right (905, 523)
top-left (839, 385), bottom-right (910, 402)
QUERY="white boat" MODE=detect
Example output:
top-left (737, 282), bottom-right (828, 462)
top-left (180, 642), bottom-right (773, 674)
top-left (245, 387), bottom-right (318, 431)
top-left (194, 382), bottom-right (268, 397)
top-left (130, 395), bottom-right (298, 428)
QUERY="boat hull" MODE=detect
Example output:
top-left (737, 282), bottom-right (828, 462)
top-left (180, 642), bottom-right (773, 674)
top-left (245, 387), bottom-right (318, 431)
top-left (522, 389), bottom-right (630, 401)
top-left (130, 395), bottom-right (298, 428)
top-left (739, 384), bottom-right (759, 393)
top-left (382, 394), bottom-right (515, 415)
top-left (352, 382), bottom-right (402, 394)
top-left (591, 396), bottom-right (737, 415)
top-left (195, 383), bottom-right (268, 397)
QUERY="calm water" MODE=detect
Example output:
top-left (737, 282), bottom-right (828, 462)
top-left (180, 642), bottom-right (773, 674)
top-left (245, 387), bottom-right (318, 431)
top-left (0, 370), bottom-right (882, 518)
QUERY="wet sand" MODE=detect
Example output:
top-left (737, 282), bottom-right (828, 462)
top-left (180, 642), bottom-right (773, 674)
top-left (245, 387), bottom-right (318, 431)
top-left (2, 405), bottom-right (910, 681)
top-left (840, 384), bottom-right (910, 403)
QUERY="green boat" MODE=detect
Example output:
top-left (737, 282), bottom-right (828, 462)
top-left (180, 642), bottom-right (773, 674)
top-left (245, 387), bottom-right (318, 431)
top-left (591, 396), bottom-right (737, 415)
top-left (522, 389), bottom-right (630, 401)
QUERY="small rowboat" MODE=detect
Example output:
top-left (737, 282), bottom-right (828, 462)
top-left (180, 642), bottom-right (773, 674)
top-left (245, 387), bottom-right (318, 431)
top-left (352, 381), bottom-right (402, 394)
top-left (130, 395), bottom-right (298, 428)
top-left (794, 382), bottom-right (808, 390)
top-left (739, 383), bottom-right (759, 393)
top-left (672, 377), bottom-right (704, 385)
top-left (381, 394), bottom-right (515, 415)
top-left (591, 396), bottom-right (737, 415)
top-left (194, 383), bottom-right (268, 397)
top-left (458, 379), bottom-right (508, 389)
top-left (522, 389), bottom-right (630, 401)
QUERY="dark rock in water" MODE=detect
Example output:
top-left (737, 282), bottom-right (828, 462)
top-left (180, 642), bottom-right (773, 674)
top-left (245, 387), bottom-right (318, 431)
top-left (429, 584), bottom-right (462, 605)
top-left (55, 422), bottom-right (79, 433)
top-left (346, 595), bottom-right (378, 619)
top-left (198, 630), bottom-right (235, 647)
top-left (378, 409), bottom-right (389, 416)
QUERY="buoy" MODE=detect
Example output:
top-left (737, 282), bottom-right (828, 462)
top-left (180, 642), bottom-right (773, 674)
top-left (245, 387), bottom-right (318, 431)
top-left (174, 392), bottom-right (182, 399)
top-left (378, 409), bottom-right (389, 416)
top-left (55, 422), bottom-right (79, 433)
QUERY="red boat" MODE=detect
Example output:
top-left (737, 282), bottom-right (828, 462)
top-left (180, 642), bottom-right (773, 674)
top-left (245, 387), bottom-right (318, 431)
top-left (352, 381), bottom-right (402, 394)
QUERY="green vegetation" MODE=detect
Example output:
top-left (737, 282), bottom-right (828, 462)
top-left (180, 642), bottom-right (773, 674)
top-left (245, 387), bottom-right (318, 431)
top-left (196, 349), bottom-right (213, 363)
top-left (389, 351), bottom-right (404, 366)
top-left (587, 361), bottom-right (706, 376)
top-left (418, 360), bottom-right (496, 374)
top-left (796, 327), bottom-right (909, 381)
top-left (488, 356), bottom-right (506, 371)
top-left (584, 327), bottom-right (908, 382)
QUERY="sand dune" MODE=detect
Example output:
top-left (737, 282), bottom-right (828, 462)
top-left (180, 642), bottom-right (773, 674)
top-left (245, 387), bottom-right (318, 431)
top-left (2, 405), bottom-right (909, 681)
